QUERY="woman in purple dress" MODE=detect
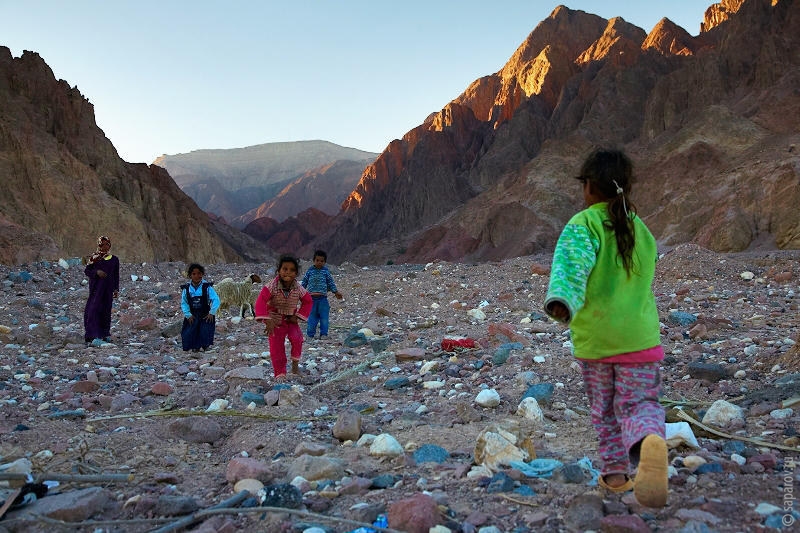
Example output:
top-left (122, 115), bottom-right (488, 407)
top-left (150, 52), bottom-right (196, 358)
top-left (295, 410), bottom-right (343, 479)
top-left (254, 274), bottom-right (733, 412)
top-left (83, 235), bottom-right (120, 343)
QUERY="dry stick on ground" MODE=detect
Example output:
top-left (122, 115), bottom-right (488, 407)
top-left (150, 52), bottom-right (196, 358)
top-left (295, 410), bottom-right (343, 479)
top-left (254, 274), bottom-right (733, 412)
top-left (87, 409), bottom-right (334, 423)
top-left (659, 395), bottom-right (746, 409)
top-left (152, 490), bottom-right (251, 533)
top-left (309, 350), bottom-right (394, 393)
top-left (500, 494), bottom-right (540, 507)
top-left (160, 505), bottom-right (405, 533)
top-left (676, 409), bottom-right (800, 453)
top-left (32, 502), bottom-right (405, 533)
top-left (0, 472), bottom-right (133, 484)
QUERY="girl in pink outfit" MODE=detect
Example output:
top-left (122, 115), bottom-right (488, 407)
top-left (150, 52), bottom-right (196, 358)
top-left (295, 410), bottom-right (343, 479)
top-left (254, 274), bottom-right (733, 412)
top-left (255, 255), bottom-right (313, 381)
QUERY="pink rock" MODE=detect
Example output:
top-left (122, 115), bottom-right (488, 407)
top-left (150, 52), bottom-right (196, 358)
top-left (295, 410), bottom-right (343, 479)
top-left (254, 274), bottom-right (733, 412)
top-left (523, 510), bottom-right (549, 527)
top-left (530, 263), bottom-right (550, 275)
top-left (264, 390), bottom-right (280, 406)
top-left (71, 381), bottom-right (100, 393)
top-left (773, 271), bottom-right (793, 282)
top-left (134, 317), bottom-right (159, 331)
top-left (338, 476), bottom-right (372, 495)
top-left (601, 514), bottom-right (652, 532)
top-left (747, 453), bottom-right (777, 469)
top-left (54, 391), bottom-right (74, 402)
top-left (151, 382), bottom-right (173, 396)
top-left (20, 486), bottom-right (112, 522)
top-left (225, 457), bottom-right (272, 484)
top-left (394, 347), bottom-right (426, 361)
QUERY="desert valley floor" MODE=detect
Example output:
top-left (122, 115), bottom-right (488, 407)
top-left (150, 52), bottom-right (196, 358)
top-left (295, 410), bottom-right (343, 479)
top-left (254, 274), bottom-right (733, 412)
top-left (0, 244), bottom-right (799, 532)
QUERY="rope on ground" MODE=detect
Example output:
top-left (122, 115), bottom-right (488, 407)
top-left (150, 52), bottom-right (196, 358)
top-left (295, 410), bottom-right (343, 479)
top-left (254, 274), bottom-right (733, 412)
top-left (676, 409), bottom-right (800, 453)
top-left (309, 350), bottom-right (395, 393)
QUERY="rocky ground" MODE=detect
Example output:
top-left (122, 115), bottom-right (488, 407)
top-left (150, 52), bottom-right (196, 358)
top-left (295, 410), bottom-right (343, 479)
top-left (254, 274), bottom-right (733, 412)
top-left (0, 243), bottom-right (799, 533)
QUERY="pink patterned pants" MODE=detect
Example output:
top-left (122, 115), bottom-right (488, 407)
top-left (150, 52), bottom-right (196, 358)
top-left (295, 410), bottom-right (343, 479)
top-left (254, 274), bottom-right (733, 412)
top-left (581, 360), bottom-right (665, 476)
top-left (268, 320), bottom-right (304, 377)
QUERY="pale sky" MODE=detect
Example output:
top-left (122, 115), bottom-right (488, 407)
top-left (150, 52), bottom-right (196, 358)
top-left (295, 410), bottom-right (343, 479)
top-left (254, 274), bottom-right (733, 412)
top-left (0, 1), bottom-right (709, 164)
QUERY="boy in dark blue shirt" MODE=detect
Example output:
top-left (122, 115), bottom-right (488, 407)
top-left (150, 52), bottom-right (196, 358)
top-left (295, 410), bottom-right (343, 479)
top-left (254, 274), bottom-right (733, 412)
top-left (301, 250), bottom-right (343, 339)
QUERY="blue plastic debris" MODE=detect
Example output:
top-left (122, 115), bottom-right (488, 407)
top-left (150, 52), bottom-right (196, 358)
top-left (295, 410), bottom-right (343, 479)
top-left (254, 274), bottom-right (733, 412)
top-left (510, 458), bottom-right (563, 478)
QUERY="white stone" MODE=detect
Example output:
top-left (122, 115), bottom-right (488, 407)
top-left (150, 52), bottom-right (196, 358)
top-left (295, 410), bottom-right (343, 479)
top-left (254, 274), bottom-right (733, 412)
top-left (665, 421), bottom-right (700, 449)
top-left (420, 360), bottom-right (439, 375)
top-left (702, 399), bottom-right (745, 427)
top-left (206, 399), bottom-right (229, 412)
top-left (423, 380), bottom-right (446, 389)
top-left (770, 408), bottom-right (794, 419)
top-left (755, 502), bottom-right (783, 516)
top-left (369, 433), bottom-right (404, 457)
top-left (533, 355), bottom-right (546, 363)
top-left (467, 308), bottom-right (486, 320)
top-left (356, 434), bottom-right (376, 447)
top-left (733, 370), bottom-right (747, 379)
top-left (475, 389), bottom-right (501, 407)
top-left (474, 427), bottom-right (529, 470)
top-left (730, 453), bottom-right (747, 465)
top-left (740, 271), bottom-right (755, 280)
top-left (466, 464), bottom-right (493, 479)
top-left (516, 397), bottom-right (544, 423)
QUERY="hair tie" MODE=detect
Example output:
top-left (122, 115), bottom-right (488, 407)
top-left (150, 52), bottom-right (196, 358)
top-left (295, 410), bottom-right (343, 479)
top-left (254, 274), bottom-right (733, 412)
top-left (612, 180), bottom-right (629, 218)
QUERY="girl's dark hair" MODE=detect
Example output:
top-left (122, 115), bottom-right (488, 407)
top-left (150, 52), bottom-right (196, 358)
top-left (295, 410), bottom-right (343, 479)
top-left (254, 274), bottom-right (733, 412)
top-left (186, 263), bottom-right (205, 276)
top-left (313, 250), bottom-right (327, 261)
top-left (277, 254), bottom-right (301, 273)
top-left (578, 148), bottom-right (638, 274)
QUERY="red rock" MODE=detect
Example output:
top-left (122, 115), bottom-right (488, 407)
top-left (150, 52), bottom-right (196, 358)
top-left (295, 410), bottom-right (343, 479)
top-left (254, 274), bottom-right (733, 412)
top-left (747, 453), bottom-right (778, 470)
top-left (150, 382), bottom-right (173, 396)
top-left (134, 317), bottom-right (158, 331)
top-left (388, 493), bottom-right (441, 533)
top-left (395, 347), bottom-right (428, 361)
top-left (601, 514), bottom-right (652, 533)
top-left (530, 263), bottom-right (550, 276)
top-left (71, 381), bottom-right (100, 393)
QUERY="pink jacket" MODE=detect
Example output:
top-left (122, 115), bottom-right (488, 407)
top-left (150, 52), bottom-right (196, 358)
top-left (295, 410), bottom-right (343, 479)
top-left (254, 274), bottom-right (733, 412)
top-left (255, 276), bottom-right (312, 322)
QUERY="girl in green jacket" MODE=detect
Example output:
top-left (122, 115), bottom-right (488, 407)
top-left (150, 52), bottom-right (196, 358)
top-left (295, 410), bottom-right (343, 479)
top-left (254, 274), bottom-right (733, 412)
top-left (544, 148), bottom-right (668, 508)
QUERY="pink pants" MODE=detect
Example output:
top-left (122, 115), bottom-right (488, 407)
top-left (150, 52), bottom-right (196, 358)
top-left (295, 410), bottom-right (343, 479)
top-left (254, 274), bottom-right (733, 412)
top-left (268, 320), bottom-right (304, 377)
top-left (581, 360), bottom-right (665, 476)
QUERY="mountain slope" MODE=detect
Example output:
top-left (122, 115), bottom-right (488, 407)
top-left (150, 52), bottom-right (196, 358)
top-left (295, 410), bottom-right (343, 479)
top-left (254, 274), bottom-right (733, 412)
top-left (310, 0), bottom-right (800, 264)
top-left (153, 141), bottom-right (377, 225)
top-left (0, 47), bottom-right (270, 265)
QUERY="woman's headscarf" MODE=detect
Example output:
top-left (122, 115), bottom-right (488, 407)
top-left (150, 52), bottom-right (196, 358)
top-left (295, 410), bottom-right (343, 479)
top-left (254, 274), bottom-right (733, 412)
top-left (88, 235), bottom-right (111, 264)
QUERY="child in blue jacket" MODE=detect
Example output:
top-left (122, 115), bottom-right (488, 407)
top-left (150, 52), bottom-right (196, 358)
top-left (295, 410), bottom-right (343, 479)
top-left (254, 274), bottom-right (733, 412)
top-left (301, 250), bottom-right (343, 339)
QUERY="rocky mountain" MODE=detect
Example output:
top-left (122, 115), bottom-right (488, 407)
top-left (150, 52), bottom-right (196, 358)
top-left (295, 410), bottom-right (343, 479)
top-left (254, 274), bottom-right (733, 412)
top-left (242, 207), bottom-right (333, 255)
top-left (305, 0), bottom-right (799, 264)
top-left (0, 47), bottom-right (272, 265)
top-left (153, 142), bottom-right (377, 226)
top-left (232, 159), bottom-right (367, 228)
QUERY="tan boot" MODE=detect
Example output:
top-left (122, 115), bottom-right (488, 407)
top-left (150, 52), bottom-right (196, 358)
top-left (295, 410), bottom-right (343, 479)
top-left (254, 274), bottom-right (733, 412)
top-left (634, 434), bottom-right (668, 507)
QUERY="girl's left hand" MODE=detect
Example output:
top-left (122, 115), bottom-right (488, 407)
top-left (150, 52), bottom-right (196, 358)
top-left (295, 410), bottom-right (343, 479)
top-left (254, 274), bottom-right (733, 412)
top-left (285, 315), bottom-right (298, 324)
top-left (547, 301), bottom-right (571, 322)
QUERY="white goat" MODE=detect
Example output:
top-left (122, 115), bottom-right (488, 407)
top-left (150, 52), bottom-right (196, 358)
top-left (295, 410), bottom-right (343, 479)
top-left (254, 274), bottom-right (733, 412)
top-left (215, 274), bottom-right (262, 318)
